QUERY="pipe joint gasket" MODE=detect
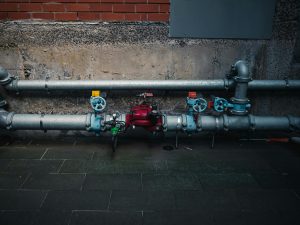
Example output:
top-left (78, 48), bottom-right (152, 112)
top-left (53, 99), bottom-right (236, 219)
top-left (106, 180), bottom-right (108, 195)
top-left (248, 114), bottom-right (256, 131)
top-left (40, 114), bottom-right (45, 131)
top-left (233, 76), bottom-right (251, 83)
top-left (5, 112), bottom-right (15, 130)
top-left (196, 116), bottom-right (202, 132)
top-left (287, 115), bottom-right (299, 131)
top-left (85, 113), bottom-right (92, 131)
top-left (222, 114), bottom-right (229, 131)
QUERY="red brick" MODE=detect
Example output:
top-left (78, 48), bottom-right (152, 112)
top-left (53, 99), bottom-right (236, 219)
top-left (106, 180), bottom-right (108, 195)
top-left (78, 12), bottom-right (100, 20)
top-left (7, 12), bottom-right (30, 20)
top-left (159, 4), bottom-right (169, 13)
top-left (101, 12), bottom-right (124, 21)
top-left (136, 4), bottom-right (159, 12)
top-left (55, 12), bottom-right (77, 20)
top-left (147, 13), bottom-right (168, 21)
top-left (0, 3), bottom-right (18, 11)
top-left (19, 3), bottom-right (42, 12)
top-left (43, 3), bottom-right (65, 12)
top-left (124, 13), bottom-right (142, 21)
top-left (31, 0), bottom-right (74, 2)
top-left (32, 12), bottom-right (54, 19)
top-left (65, 4), bottom-right (90, 11)
top-left (125, 0), bottom-right (147, 3)
top-left (90, 3), bottom-right (112, 12)
top-left (101, 0), bottom-right (123, 2)
top-left (0, 12), bottom-right (8, 20)
top-left (113, 4), bottom-right (134, 12)
top-left (148, 0), bottom-right (169, 3)
top-left (77, 0), bottom-right (100, 2)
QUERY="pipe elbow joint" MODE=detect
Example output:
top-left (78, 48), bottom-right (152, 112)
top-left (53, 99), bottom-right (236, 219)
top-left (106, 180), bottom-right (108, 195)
top-left (232, 60), bottom-right (251, 82)
top-left (0, 109), bottom-right (9, 129)
top-left (0, 66), bottom-right (13, 85)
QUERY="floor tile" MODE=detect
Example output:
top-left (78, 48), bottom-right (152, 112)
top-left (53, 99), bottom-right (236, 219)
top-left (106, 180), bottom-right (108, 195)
top-left (42, 190), bottom-right (110, 210)
top-left (0, 190), bottom-right (46, 210)
top-left (70, 211), bottom-right (142, 225)
top-left (143, 173), bottom-right (202, 190)
top-left (83, 174), bottom-right (142, 191)
top-left (23, 174), bottom-right (85, 190)
top-left (5, 159), bottom-right (63, 174)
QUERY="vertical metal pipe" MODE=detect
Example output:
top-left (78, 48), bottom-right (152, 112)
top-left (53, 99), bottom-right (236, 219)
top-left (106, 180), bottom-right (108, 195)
top-left (229, 60), bottom-right (251, 115)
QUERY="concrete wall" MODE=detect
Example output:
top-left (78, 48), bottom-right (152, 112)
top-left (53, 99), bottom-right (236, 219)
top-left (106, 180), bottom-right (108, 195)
top-left (0, 0), bottom-right (300, 119)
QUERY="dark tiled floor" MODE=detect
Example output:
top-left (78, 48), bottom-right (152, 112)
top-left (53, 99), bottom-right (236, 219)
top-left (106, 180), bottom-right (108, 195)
top-left (0, 137), bottom-right (300, 225)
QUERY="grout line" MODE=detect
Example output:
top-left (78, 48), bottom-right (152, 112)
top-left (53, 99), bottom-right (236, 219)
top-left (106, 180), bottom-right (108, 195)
top-left (27, 140), bottom-right (33, 146)
top-left (67, 211), bottom-right (73, 225)
top-left (90, 151), bottom-right (96, 160)
top-left (40, 148), bottom-right (49, 160)
top-left (39, 191), bottom-right (49, 209)
top-left (141, 173), bottom-right (143, 191)
top-left (107, 190), bottom-right (113, 210)
top-left (80, 173), bottom-right (87, 191)
top-left (57, 159), bottom-right (66, 173)
top-left (19, 172), bottom-right (32, 189)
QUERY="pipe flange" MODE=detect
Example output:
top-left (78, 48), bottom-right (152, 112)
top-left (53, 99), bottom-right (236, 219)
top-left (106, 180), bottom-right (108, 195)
top-left (222, 114), bottom-right (229, 131)
top-left (233, 76), bottom-right (251, 83)
top-left (85, 113), bottom-right (92, 131)
top-left (248, 114), bottom-right (256, 131)
top-left (287, 115), bottom-right (297, 131)
top-left (230, 97), bottom-right (250, 104)
top-left (229, 109), bottom-right (248, 116)
top-left (5, 112), bottom-right (15, 130)
top-left (196, 116), bottom-right (202, 132)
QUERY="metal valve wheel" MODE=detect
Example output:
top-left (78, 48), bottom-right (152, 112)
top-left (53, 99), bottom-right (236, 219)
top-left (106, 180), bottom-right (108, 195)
top-left (213, 97), bottom-right (228, 112)
top-left (192, 98), bottom-right (207, 112)
top-left (90, 96), bottom-right (106, 112)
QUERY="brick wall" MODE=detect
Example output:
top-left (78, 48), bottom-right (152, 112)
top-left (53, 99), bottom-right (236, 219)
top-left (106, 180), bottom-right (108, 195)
top-left (0, 0), bottom-right (170, 22)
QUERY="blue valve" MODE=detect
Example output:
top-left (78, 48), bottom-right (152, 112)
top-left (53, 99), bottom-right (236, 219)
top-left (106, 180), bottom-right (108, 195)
top-left (186, 97), bottom-right (207, 114)
top-left (90, 96), bottom-right (106, 113)
top-left (213, 97), bottom-right (229, 112)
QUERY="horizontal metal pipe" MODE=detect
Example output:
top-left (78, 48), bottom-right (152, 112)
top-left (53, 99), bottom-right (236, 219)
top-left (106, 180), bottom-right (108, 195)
top-left (197, 115), bottom-right (300, 131)
top-left (1, 110), bottom-right (300, 132)
top-left (4, 79), bottom-right (300, 91)
top-left (3, 113), bottom-right (91, 130)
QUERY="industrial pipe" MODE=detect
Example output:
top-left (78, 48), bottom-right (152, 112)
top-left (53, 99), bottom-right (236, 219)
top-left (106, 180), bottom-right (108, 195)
top-left (3, 79), bottom-right (300, 91)
top-left (229, 60), bottom-right (251, 115)
top-left (1, 109), bottom-right (299, 133)
top-left (163, 114), bottom-right (300, 132)
top-left (0, 66), bottom-right (12, 85)
top-left (0, 110), bottom-right (91, 130)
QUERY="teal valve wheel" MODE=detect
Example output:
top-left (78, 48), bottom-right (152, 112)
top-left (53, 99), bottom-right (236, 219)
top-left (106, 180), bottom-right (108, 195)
top-left (90, 96), bottom-right (106, 112)
top-left (213, 97), bottom-right (228, 112)
top-left (192, 98), bottom-right (207, 113)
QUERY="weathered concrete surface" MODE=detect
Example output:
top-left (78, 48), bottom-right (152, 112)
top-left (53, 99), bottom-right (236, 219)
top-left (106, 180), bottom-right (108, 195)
top-left (0, 0), bottom-right (299, 121)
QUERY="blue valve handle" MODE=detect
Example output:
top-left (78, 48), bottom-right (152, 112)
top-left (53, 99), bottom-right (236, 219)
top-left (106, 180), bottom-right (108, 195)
top-left (90, 96), bottom-right (106, 112)
top-left (192, 98), bottom-right (207, 112)
top-left (213, 97), bottom-right (229, 112)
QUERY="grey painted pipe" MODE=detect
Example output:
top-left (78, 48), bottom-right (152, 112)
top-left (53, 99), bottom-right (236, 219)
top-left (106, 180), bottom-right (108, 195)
top-left (4, 79), bottom-right (300, 91)
top-left (0, 112), bottom-right (91, 130)
top-left (197, 115), bottom-right (300, 131)
top-left (164, 114), bottom-right (300, 132)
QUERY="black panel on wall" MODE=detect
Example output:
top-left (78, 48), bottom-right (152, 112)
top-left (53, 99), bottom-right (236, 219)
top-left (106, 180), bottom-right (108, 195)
top-left (170, 0), bottom-right (277, 39)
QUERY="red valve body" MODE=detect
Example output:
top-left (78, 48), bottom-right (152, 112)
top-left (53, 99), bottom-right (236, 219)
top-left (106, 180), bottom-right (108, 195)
top-left (125, 104), bottom-right (162, 132)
